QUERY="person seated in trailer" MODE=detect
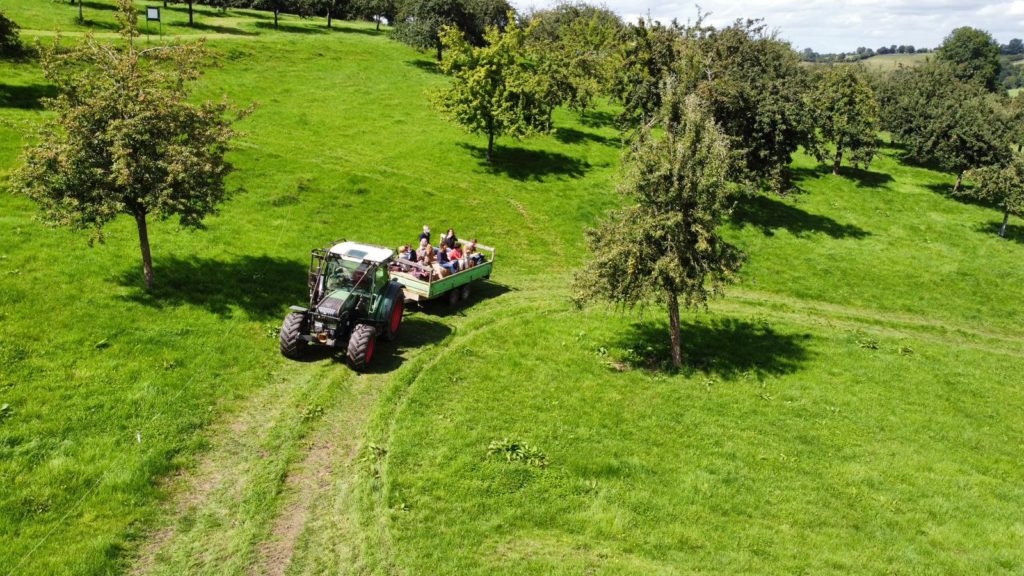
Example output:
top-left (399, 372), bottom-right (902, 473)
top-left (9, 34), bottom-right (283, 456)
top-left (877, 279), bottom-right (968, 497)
top-left (436, 243), bottom-right (459, 275)
top-left (419, 225), bottom-right (431, 245)
top-left (442, 228), bottom-right (458, 250)
top-left (465, 239), bottom-right (484, 265)
top-left (449, 243), bottom-right (463, 265)
top-left (396, 244), bottom-right (415, 272)
top-left (416, 238), bottom-right (433, 263)
top-left (399, 244), bottom-right (415, 261)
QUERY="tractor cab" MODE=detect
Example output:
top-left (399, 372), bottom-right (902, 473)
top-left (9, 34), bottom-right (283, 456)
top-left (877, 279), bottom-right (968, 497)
top-left (313, 242), bottom-right (393, 317)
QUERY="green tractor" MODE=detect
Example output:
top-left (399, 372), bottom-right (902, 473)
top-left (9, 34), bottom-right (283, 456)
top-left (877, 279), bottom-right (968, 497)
top-left (279, 241), bottom-right (405, 370)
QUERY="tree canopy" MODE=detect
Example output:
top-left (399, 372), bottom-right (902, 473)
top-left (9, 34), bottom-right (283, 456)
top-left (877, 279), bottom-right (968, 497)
top-left (392, 0), bottom-right (511, 60)
top-left (609, 19), bottom-right (680, 129)
top-left (676, 18), bottom-right (813, 191)
top-left (963, 156), bottom-right (1024, 237)
top-left (808, 64), bottom-right (880, 175)
top-left (574, 86), bottom-right (742, 368)
top-left (879, 61), bottom-right (1012, 190)
top-left (936, 27), bottom-right (1002, 92)
top-left (433, 18), bottom-right (557, 162)
top-left (525, 2), bottom-right (622, 116)
top-left (11, 0), bottom-right (244, 289)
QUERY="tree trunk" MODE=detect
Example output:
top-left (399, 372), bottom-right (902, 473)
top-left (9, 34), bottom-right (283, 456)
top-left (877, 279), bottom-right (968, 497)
top-left (436, 40), bottom-right (443, 61)
top-left (78, 0), bottom-right (83, 22)
top-left (274, 9), bottom-right (279, 28)
top-left (376, 17), bottom-right (380, 31)
top-left (833, 138), bottom-right (844, 175)
top-left (1000, 210), bottom-right (1010, 238)
top-left (188, 1), bottom-right (193, 26)
top-left (486, 128), bottom-right (494, 163)
top-left (327, 10), bottom-right (332, 28)
top-left (134, 211), bottom-right (154, 290)
top-left (667, 292), bottom-right (682, 369)
top-left (953, 171), bottom-right (964, 193)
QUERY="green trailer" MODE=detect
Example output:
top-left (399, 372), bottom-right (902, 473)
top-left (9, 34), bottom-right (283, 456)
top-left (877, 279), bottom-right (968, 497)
top-left (391, 242), bottom-right (495, 305)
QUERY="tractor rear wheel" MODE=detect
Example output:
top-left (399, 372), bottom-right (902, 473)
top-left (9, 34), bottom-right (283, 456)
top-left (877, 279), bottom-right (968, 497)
top-left (347, 323), bottom-right (377, 371)
top-left (382, 298), bottom-right (404, 342)
top-left (280, 312), bottom-right (308, 359)
top-left (447, 289), bottom-right (460, 306)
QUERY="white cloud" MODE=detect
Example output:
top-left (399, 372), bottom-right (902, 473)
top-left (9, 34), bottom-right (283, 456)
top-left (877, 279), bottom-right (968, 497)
top-left (513, 0), bottom-right (1024, 52)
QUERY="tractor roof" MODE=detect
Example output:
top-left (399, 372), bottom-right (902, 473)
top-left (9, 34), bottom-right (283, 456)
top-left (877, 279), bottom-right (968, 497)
top-left (329, 241), bottom-right (394, 263)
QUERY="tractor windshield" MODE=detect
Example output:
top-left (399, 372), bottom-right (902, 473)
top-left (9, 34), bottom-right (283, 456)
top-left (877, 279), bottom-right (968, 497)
top-left (323, 256), bottom-right (374, 295)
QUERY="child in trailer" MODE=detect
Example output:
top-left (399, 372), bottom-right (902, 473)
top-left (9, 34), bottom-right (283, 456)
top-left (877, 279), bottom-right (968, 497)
top-left (436, 244), bottom-right (459, 276)
top-left (465, 239), bottom-right (485, 266)
top-left (449, 243), bottom-right (463, 268)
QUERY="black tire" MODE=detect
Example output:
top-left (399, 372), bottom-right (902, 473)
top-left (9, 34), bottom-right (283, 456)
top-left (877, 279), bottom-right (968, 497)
top-left (280, 312), bottom-right (308, 359)
top-left (460, 285), bottom-right (471, 301)
top-left (447, 289), bottom-right (460, 306)
top-left (347, 323), bottom-right (377, 371)
top-left (382, 297), bottom-right (404, 342)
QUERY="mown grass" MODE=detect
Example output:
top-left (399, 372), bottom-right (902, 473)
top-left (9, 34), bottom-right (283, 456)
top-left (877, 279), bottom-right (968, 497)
top-left (2, 1), bottom-right (1024, 574)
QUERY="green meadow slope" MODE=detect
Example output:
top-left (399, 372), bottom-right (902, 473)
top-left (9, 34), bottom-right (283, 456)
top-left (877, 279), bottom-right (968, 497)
top-left (1, 2), bottom-right (1023, 574)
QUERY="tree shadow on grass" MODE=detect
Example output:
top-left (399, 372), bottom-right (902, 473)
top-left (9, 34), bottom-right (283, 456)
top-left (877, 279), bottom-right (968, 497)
top-left (81, 0), bottom-right (117, 11)
top-left (185, 21), bottom-right (257, 36)
top-left (790, 165), bottom-right (894, 189)
top-left (613, 317), bottom-right (811, 377)
top-left (577, 109), bottom-right (618, 130)
top-left (254, 21), bottom-right (326, 34)
top-left (553, 126), bottom-right (617, 147)
top-left (80, 18), bottom-right (121, 31)
top-left (114, 255), bottom-right (308, 321)
top-left (731, 194), bottom-right (870, 239)
top-left (457, 143), bottom-right (589, 181)
top-left (407, 59), bottom-right (441, 74)
top-left (975, 221), bottom-right (1024, 244)
top-left (0, 84), bottom-right (57, 110)
top-left (328, 23), bottom-right (385, 36)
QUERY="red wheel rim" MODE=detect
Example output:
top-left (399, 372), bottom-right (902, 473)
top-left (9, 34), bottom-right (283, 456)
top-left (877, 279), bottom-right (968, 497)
top-left (390, 300), bottom-right (403, 334)
top-left (366, 338), bottom-right (375, 363)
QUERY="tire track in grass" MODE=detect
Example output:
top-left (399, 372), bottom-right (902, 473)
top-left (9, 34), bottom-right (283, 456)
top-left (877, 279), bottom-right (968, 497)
top-left (350, 299), bottom-right (573, 574)
top-left (129, 360), bottom-right (354, 576)
top-left (250, 371), bottom-right (381, 576)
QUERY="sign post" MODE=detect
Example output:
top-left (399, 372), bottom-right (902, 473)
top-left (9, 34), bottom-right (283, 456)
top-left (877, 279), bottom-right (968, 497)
top-left (145, 7), bottom-right (161, 40)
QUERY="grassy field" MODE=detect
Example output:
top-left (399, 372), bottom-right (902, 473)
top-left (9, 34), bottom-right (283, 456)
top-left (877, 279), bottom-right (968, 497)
top-left (859, 52), bottom-right (933, 70)
top-left (2, 2), bottom-right (1024, 575)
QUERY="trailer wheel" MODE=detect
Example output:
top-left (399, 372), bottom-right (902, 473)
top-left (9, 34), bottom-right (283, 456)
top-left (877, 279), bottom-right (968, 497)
top-left (347, 323), bottom-right (377, 371)
top-left (280, 312), bottom-right (308, 359)
top-left (461, 285), bottom-right (471, 301)
top-left (382, 298), bottom-right (404, 342)
top-left (447, 289), bottom-right (460, 306)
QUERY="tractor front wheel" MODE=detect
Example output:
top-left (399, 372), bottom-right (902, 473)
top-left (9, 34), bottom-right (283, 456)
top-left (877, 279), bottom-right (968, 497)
top-left (280, 312), bottom-right (309, 359)
top-left (347, 323), bottom-right (377, 371)
top-left (382, 298), bottom-right (404, 342)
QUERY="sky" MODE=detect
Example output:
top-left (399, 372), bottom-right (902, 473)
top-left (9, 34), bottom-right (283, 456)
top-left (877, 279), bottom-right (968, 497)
top-left (512, 0), bottom-right (1024, 53)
